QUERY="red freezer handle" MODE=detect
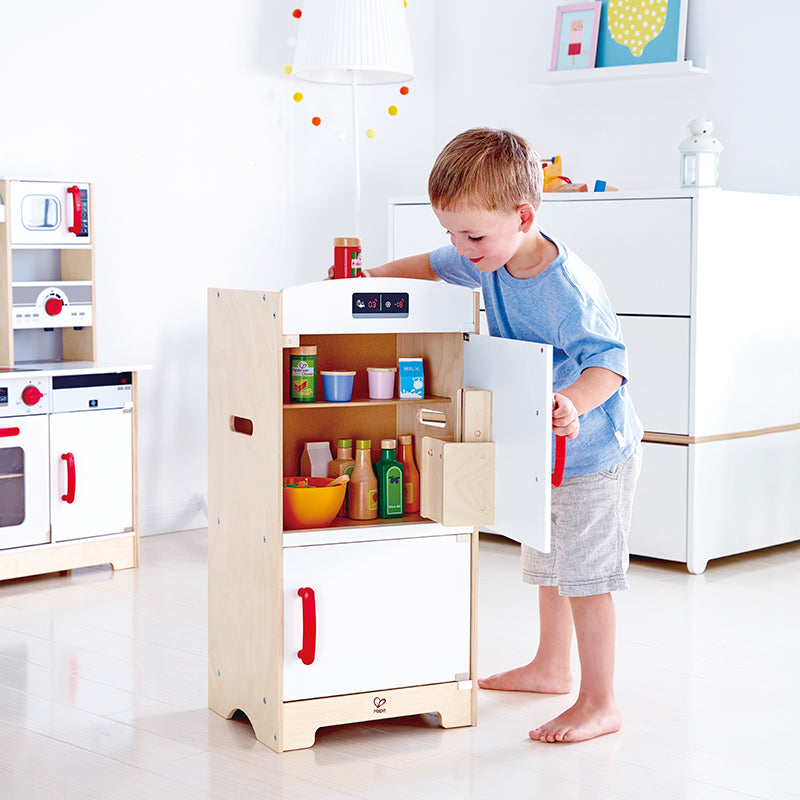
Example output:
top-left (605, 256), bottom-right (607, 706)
top-left (0, 427), bottom-right (21, 437)
top-left (61, 452), bottom-right (76, 503)
top-left (67, 185), bottom-right (82, 235)
top-left (552, 435), bottom-right (566, 488)
top-left (297, 587), bottom-right (316, 665)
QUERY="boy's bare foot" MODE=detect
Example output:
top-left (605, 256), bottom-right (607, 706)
top-left (529, 695), bottom-right (621, 743)
top-left (477, 661), bottom-right (573, 694)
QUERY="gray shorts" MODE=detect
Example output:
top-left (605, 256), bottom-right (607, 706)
top-left (522, 445), bottom-right (642, 597)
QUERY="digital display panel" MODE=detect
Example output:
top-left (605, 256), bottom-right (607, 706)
top-left (352, 292), bottom-right (409, 319)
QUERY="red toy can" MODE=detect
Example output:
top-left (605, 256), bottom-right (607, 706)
top-left (333, 237), bottom-right (362, 279)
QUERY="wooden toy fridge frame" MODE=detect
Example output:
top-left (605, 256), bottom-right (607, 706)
top-left (207, 281), bottom-right (553, 752)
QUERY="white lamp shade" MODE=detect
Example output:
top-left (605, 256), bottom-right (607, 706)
top-left (292, 0), bottom-right (414, 85)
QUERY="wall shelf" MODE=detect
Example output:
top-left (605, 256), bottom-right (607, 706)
top-left (530, 58), bottom-right (709, 85)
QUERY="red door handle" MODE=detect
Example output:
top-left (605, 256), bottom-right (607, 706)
top-left (552, 435), bottom-right (566, 487)
top-left (0, 427), bottom-right (21, 437)
top-left (67, 185), bottom-right (82, 235)
top-left (297, 587), bottom-right (316, 665)
top-left (61, 452), bottom-right (76, 503)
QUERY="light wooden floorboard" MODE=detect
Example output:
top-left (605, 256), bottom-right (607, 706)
top-left (1, 529), bottom-right (799, 799)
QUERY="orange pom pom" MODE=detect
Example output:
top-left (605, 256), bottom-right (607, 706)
top-left (312, 116), bottom-right (322, 126)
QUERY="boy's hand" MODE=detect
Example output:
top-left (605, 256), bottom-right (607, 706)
top-left (552, 393), bottom-right (580, 439)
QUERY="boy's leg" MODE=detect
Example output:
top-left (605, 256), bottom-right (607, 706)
top-left (529, 591), bottom-right (620, 743)
top-left (478, 585), bottom-right (573, 693)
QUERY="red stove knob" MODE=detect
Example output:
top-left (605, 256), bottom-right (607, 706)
top-left (22, 385), bottom-right (43, 406)
top-left (45, 297), bottom-right (63, 316)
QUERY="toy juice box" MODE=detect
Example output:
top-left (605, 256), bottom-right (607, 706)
top-left (398, 357), bottom-right (424, 399)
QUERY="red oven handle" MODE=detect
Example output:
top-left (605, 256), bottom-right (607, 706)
top-left (0, 427), bottom-right (21, 437)
top-left (61, 452), bottom-right (76, 503)
top-left (67, 185), bottom-right (82, 235)
top-left (297, 587), bottom-right (316, 665)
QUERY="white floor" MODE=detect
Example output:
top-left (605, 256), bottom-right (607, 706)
top-left (1, 530), bottom-right (799, 800)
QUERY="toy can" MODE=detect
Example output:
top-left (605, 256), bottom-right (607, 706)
top-left (333, 237), bottom-right (362, 279)
top-left (290, 346), bottom-right (317, 402)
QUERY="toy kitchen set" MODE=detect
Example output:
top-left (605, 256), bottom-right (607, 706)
top-left (208, 278), bottom-right (558, 752)
top-left (0, 179), bottom-right (147, 581)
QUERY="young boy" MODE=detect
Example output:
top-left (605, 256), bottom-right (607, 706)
top-left (357, 128), bottom-right (643, 743)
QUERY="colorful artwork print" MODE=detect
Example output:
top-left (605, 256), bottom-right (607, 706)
top-left (595, 0), bottom-right (688, 66)
top-left (550, 3), bottom-right (602, 71)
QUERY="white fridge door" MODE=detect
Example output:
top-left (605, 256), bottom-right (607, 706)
top-left (50, 409), bottom-right (133, 542)
top-left (464, 334), bottom-right (553, 553)
top-left (283, 534), bottom-right (471, 702)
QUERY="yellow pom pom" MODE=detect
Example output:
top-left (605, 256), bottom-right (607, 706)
top-left (283, 65), bottom-right (293, 75)
top-left (293, 92), bottom-right (303, 102)
top-left (388, 105), bottom-right (398, 116)
top-left (366, 128), bottom-right (377, 139)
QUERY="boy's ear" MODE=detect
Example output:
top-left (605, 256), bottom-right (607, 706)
top-left (517, 203), bottom-right (536, 232)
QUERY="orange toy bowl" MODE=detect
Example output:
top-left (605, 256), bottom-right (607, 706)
top-left (282, 477), bottom-right (347, 530)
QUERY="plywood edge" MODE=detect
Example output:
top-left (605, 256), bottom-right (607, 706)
top-left (644, 422), bottom-right (800, 446)
top-left (281, 682), bottom-right (474, 751)
top-left (207, 287), bottom-right (284, 749)
top-left (0, 534), bottom-right (136, 582)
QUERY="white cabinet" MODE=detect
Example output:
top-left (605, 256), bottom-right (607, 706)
top-left (49, 408), bottom-right (133, 542)
top-left (283, 532), bottom-right (471, 702)
top-left (391, 191), bottom-right (800, 573)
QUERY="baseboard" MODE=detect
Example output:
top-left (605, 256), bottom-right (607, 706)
top-left (140, 495), bottom-right (208, 537)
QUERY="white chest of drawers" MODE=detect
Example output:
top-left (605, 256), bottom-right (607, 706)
top-left (390, 190), bottom-right (800, 573)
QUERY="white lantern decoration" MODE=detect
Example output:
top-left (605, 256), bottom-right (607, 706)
top-left (679, 118), bottom-right (723, 188)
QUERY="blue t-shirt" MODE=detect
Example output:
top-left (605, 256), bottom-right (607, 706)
top-left (430, 234), bottom-right (643, 476)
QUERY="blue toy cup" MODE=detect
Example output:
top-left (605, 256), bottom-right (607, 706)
top-left (320, 371), bottom-right (356, 402)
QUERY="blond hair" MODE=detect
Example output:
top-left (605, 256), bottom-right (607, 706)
top-left (428, 128), bottom-right (543, 213)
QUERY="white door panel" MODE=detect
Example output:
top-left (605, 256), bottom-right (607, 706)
top-left (464, 335), bottom-right (552, 553)
top-left (50, 409), bottom-right (133, 542)
top-left (283, 534), bottom-right (471, 701)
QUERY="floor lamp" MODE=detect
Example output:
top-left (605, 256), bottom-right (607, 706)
top-left (292, 0), bottom-right (415, 237)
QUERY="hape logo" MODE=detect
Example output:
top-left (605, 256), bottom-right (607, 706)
top-left (373, 697), bottom-right (387, 714)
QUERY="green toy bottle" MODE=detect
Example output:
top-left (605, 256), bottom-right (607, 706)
top-left (374, 438), bottom-right (405, 519)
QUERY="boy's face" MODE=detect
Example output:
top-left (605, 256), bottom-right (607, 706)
top-left (433, 204), bottom-right (530, 273)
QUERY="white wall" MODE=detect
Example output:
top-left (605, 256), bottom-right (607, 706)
top-left (0, 1), bottom-right (435, 534)
top-left (1, 1), bottom-right (797, 536)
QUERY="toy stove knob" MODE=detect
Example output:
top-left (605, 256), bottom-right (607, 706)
top-left (22, 385), bottom-right (43, 406)
top-left (45, 297), bottom-right (63, 316)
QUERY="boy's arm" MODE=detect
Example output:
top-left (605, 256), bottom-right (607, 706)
top-left (328, 252), bottom-right (439, 281)
top-left (553, 366), bottom-right (623, 439)
top-left (365, 253), bottom-right (439, 280)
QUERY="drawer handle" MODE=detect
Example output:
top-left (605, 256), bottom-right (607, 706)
top-left (61, 452), bottom-right (76, 503)
top-left (552, 435), bottom-right (566, 487)
top-left (297, 587), bottom-right (316, 665)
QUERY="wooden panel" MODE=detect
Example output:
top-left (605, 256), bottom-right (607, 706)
top-left (693, 190), bottom-right (800, 434)
top-left (622, 315), bottom-right (690, 435)
top-left (389, 202), bottom-right (450, 260)
top-left (281, 681), bottom-right (473, 752)
top-left (536, 197), bottom-right (693, 316)
top-left (421, 437), bottom-right (495, 527)
top-left (0, 534), bottom-right (136, 581)
top-left (0, 179), bottom-right (12, 365)
top-left (283, 535), bottom-right (471, 701)
top-left (207, 288), bottom-right (284, 750)
top-left (688, 428), bottom-right (800, 574)
top-left (628, 442), bottom-right (688, 563)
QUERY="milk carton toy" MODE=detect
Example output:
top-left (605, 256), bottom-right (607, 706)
top-left (398, 358), bottom-right (424, 399)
